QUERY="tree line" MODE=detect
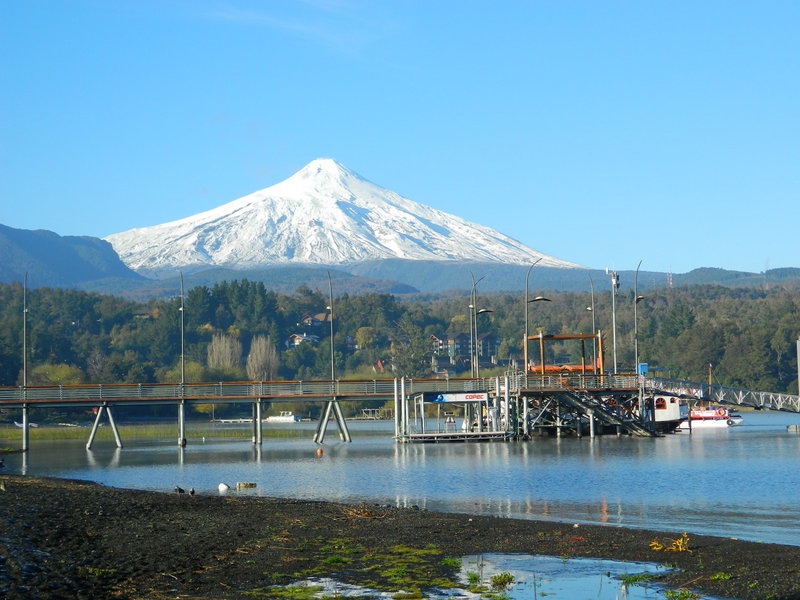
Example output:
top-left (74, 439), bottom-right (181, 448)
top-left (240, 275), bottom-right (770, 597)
top-left (0, 279), bottom-right (797, 396)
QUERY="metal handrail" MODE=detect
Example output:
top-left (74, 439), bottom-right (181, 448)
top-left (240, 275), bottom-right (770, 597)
top-left (6, 376), bottom-right (795, 412)
top-left (650, 377), bottom-right (800, 413)
top-left (0, 378), bottom-right (495, 405)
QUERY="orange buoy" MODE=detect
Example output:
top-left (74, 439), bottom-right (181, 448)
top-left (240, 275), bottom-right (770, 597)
top-left (315, 447), bottom-right (324, 457)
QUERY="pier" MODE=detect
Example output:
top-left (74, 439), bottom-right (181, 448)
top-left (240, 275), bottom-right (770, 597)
top-left (3, 373), bottom-right (799, 450)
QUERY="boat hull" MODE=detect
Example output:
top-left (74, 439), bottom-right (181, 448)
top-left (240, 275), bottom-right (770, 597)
top-left (677, 407), bottom-right (743, 429)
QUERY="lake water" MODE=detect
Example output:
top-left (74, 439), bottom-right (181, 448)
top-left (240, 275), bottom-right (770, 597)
top-left (3, 410), bottom-right (800, 546)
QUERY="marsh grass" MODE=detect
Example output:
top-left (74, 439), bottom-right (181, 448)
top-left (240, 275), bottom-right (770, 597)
top-left (0, 423), bottom-right (306, 442)
top-left (292, 536), bottom-right (459, 595)
top-left (489, 572), bottom-right (514, 591)
top-left (243, 584), bottom-right (324, 599)
top-left (619, 572), bottom-right (659, 587)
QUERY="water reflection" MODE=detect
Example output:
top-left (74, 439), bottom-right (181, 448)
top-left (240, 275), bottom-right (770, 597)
top-left (3, 411), bottom-right (800, 545)
top-left (289, 554), bottom-right (721, 600)
top-left (460, 554), bottom-right (723, 600)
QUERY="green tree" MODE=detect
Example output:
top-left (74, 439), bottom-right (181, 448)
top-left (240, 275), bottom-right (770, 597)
top-left (28, 363), bottom-right (85, 385)
top-left (390, 315), bottom-right (431, 378)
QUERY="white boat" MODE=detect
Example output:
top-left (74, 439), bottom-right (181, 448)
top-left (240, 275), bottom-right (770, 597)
top-left (678, 406), bottom-right (743, 429)
top-left (265, 411), bottom-right (301, 423)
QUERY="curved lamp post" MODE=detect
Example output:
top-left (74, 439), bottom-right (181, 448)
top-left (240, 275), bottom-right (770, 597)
top-left (523, 259), bottom-right (542, 375)
top-left (473, 308), bottom-right (493, 378)
top-left (22, 272), bottom-right (28, 388)
top-left (469, 273), bottom-right (489, 379)
top-left (587, 274), bottom-right (596, 370)
top-left (179, 272), bottom-right (185, 386)
top-left (606, 269), bottom-right (620, 373)
top-left (327, 271), bottom-right (336, 382)
top-left (633, 259), bottom-right (643, 370)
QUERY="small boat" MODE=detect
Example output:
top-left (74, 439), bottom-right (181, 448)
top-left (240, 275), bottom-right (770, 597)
top-left (678, 406), bottom-right (743, 429)
top-left (652, 395), bottom-right (689, 433)
top-left (14, 421), bottom-right (39, 428)
top-left (265, 411), bottom-right (301, 423)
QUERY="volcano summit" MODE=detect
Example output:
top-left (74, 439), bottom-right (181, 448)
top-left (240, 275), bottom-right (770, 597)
top-left (106, 159), bottom-right (581, 277)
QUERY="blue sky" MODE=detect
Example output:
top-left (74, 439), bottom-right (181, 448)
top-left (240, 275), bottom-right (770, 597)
top-left (2, 1), bottom-right (798, 274)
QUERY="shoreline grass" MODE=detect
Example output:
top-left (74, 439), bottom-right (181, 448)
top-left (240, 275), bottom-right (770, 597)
top-left (0, 422), bottom-right (309, 442)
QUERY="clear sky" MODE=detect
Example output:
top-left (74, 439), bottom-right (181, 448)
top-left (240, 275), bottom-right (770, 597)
top-left (2, 1), bottom-right (798, 275)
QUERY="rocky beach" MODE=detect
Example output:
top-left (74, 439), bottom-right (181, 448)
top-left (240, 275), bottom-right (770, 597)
top-left (1, 476), bottom-right (799, 599)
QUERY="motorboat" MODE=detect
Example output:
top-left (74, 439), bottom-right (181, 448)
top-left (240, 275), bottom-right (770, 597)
top-left (678, 406), bottom-right (743, 429)
top-left (265, 411), bottom-right (301, 423)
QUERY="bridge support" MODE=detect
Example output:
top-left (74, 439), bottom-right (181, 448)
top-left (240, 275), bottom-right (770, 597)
top-left (86, 405), bottom-right (123, 450)
top-left (21, 404), bottom-right (29, 452)
top-left (313, 399), bottom-right (351, 444)
top-left (177, 400), bottom-right (186, 447)
top-left (393, 378), bottom-right (400, 438)
top-left (252, 400), bottom-right (263, 445)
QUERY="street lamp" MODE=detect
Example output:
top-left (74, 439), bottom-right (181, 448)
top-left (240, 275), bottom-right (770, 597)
top-left (606, 269), bottom-right (620, 373)
top-left (179, 272), bottom-right (185, 386)
top-left (525, 296), bottom-right (551, 373)
top-left (523, 259), bottom-right (542, 375)
top-left (587, 274), bottom-right (596, 370)
top-left (22, 272), bottom-right (28, 387)
top-left (469, 273), bottom-right (492, 379)
top-left (327, 271), bottom-right (335, 381)
top-left (473, 307), bottom-right (493, 378)
top-left (633, 259), bottom-right (643, 370)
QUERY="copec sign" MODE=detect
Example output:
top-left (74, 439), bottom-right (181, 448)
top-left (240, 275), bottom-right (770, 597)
top-left (422, 391), bottom-right (489, 403)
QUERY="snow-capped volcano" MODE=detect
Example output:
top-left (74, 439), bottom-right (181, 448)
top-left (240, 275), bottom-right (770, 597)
top-left (105, 159), bottom-right (582, 276)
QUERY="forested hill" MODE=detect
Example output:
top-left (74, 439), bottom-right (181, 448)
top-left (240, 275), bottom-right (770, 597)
top-left (0, 281), bottom-right (797, 401)
top-left (0, 224), bottom-right (144, 288)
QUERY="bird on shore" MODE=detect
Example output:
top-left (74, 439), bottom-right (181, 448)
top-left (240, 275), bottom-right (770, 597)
top-left (218, 483), bottom-right (230, 493)
top-left (189, 487), bottom-right (195, 496)
top-left (175, 486), bottom-right (185, 494)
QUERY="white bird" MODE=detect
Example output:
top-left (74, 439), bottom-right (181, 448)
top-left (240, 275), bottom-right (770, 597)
top-left (218, 483), bottom-right (230, 493)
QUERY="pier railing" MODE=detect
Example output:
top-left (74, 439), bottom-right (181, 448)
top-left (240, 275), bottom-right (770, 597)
top-left (651, 377), bottom-right (800, 413)
top-left (0, 374), bottom-right (645, 407)
top-left (511, 373), bottom-right (639, 391)
top-left (4, 375), bottom-right (795, 412)
top-left (0, 378), bottom-right (498, 407)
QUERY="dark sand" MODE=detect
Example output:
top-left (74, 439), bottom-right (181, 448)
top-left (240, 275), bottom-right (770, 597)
top-left (1, 476), bottom-right (798, 599)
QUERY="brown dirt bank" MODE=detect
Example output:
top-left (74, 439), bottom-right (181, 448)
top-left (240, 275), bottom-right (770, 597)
top-left (0, 476), bottom-right (798, 600)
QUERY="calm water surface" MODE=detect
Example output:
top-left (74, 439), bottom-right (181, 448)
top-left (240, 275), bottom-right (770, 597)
top-left (4, 410), bottom-right (800, 546)
top-left (298, 555), bottom-right (676, 600)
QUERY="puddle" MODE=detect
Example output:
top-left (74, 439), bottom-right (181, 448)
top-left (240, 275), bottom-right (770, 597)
top-left (462, 554), bottom-right (675, 599)
top-left (284, 553), bottom-right (724, 600)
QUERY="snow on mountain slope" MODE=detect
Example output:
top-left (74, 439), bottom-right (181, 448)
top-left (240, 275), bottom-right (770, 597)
top-left (105, 159), bottom-right (583, 276)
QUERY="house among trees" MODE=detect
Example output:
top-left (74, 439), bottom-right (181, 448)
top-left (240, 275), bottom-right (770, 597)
top-left (299, 313), bottom-right (331, 327)
top-left (430, 333), bottom-right (502, 371)
top-left (285, 333), bottom-right (320, 348)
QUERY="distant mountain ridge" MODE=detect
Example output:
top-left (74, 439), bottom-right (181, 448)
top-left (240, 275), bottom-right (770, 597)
top-left (0, 224), bottom-right (144, 289)
top-left (105, 158), bottom-right (583, 277)
top-left (3, 222), bottom-right (799, 297)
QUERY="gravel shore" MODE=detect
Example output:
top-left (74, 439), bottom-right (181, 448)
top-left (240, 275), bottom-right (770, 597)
top-left (1, 476), bottom-right (798, 599)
